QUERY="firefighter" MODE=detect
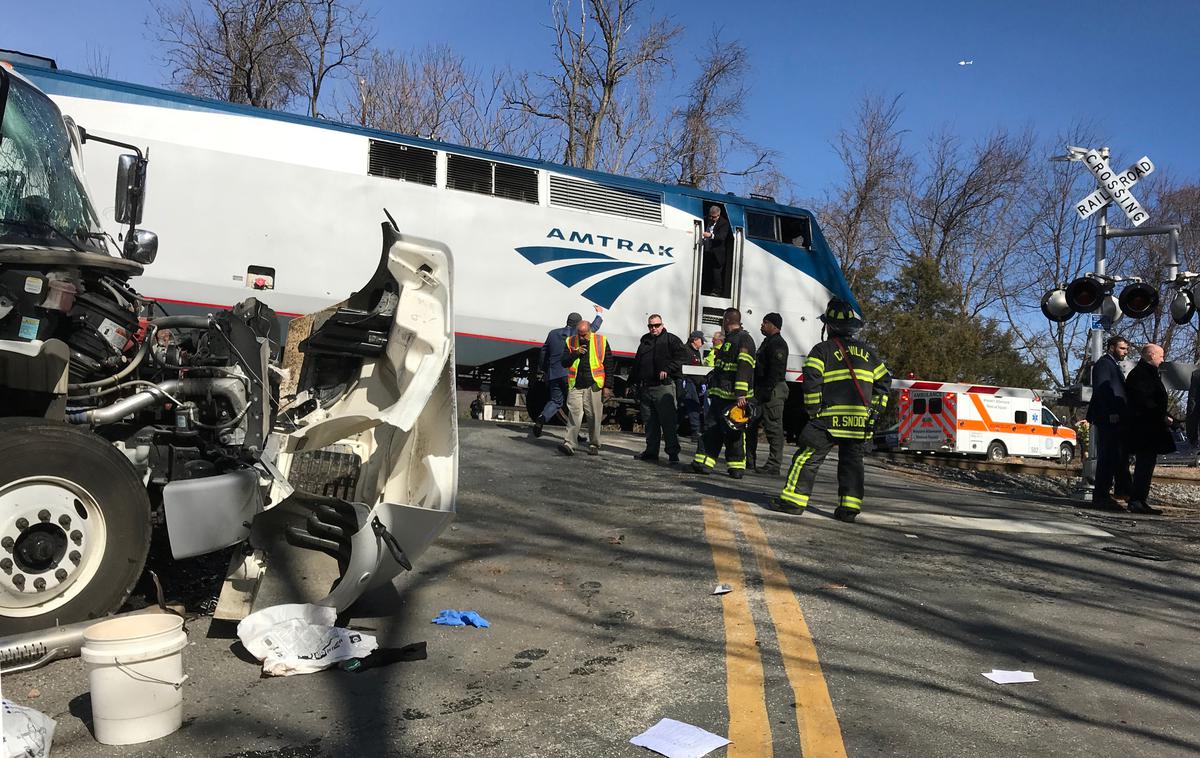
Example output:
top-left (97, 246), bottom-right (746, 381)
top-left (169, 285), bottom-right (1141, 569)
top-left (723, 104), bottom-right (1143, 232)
top-left (774, 298), bottom-right (890, 522)
top-left (692, 309), bottom-right (756, 478)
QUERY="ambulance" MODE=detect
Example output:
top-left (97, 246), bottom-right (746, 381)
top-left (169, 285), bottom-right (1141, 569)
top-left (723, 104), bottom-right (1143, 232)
top-left (894, 380), bottom-right (1077, 464)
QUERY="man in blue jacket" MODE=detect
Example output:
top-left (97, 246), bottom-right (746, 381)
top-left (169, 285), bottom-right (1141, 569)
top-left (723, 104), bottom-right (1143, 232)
top-left (1086, 335), bottom-right (1133, 509)
top-left (533, 305), bottom-right (603, 437)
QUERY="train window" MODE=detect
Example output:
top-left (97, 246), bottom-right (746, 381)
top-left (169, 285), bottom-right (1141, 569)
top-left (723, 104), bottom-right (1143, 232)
top-left (367, 140), bottom-right (436, 185)
top-left (494, 162), bottom-right (539, 203)
top-left (779, 215), bottom-right (811, 248)
top-left (446, 154), bottom-right (493, 195)
top-left (746, 211), bottom-right (777, 241)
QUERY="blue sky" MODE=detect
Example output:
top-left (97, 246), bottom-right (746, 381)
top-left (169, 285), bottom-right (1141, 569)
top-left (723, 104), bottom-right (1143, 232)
top-left (5, 0), bottom-right (1198, 200)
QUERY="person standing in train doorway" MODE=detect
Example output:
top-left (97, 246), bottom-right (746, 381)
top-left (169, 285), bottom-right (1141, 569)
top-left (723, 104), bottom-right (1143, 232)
top-left (701, 205), bottom-right (731, 296)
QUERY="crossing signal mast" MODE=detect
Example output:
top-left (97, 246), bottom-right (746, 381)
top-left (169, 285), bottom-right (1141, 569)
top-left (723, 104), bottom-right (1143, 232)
top-left (1040, 145), bottom-right (1186, 500)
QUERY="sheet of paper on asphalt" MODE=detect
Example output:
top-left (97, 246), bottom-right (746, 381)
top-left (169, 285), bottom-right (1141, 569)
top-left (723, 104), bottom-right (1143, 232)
top-left (630, 718), bottom-right (730, 758)
top-left (982, 669), bottom-right (1038, 684)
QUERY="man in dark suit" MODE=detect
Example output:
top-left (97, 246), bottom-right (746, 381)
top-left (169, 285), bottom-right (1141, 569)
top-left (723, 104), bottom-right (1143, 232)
top-left (1086, 335), bottom-right (1132, 509)
top-left (701, 205), bottom-right (731, 296)
top-left (1123, 343), bottom-right (1172, 515)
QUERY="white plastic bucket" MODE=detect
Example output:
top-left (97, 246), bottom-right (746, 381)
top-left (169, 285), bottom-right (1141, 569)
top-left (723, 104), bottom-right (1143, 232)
top-left (81, 613), bottom-right (189, 745)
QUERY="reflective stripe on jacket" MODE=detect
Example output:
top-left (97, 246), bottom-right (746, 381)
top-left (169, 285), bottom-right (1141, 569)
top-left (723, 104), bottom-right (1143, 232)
top-left (803, 338), bottom-right (890, 440)
top-left (566, 334), bottom-right (608, 389)
top-left (708, 328), bottom-right (756, 400)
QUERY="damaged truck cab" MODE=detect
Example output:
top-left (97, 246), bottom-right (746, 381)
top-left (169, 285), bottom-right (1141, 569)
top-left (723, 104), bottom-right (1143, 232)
top-left (0, 63), bottom-right (457, 633)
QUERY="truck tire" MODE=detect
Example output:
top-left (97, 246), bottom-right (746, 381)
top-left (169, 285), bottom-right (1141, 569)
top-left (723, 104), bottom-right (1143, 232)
top-left (1058, 443), bottom-right (1074, 466)
top-left (0, 418), bottom-right (151, 634)
top-left (986, 441), bottom-right (1007, 462)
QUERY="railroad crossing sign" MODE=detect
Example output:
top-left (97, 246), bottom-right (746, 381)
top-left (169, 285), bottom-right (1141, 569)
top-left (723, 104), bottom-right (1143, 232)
top-left (1072, 148), bottom-right (1155, 226)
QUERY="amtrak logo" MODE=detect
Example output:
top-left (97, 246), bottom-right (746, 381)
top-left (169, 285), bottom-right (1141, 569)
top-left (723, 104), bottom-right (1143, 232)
top-left (516, 230), bottom-right (675, 308)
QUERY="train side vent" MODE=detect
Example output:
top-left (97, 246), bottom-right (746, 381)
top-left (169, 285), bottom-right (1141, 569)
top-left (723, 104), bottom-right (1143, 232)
top-left (549, 174), bottom-right (662, 223)
top-left (368, 140), bottom-right (436, 186)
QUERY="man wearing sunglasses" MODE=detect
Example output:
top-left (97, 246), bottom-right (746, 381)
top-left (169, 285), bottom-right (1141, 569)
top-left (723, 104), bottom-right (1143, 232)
top-left (633, 315), bottom-right (688, 463)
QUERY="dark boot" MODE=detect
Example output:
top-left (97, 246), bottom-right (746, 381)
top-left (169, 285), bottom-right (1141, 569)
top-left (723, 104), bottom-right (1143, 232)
top-left (833, 506), bottom-right (859, 523)
top-left (769, 498), bottom-right (805, 516)
top-left (532, 420), bottom-right (544, 437)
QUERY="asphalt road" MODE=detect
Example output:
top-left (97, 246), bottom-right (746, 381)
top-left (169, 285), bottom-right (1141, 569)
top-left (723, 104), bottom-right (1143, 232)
top-left (8, 420), bottom-right (1200, 757)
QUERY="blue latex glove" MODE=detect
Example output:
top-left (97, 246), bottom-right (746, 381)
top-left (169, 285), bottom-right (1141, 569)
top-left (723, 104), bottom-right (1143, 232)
top-left (459, 611), bottom-right (490, 628)
top-left (432, 609), bottom-right (490, 628)
top-left (432, 609), bottom-right (466, 626)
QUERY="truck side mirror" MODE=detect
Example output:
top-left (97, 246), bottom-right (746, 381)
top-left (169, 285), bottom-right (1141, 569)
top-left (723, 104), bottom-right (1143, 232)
top-left (123, 228), bottom-right (158, 265)
top-left (115, 153), bottom-right (147, 225)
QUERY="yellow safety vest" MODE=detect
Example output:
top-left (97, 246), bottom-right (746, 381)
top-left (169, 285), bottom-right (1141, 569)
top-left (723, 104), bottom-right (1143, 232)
top-left (565, 334), bottom-right (608, 389)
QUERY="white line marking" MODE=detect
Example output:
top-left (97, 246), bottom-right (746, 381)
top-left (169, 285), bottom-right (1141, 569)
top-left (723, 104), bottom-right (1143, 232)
top-left (867, 513), bottom-right (1111, 537)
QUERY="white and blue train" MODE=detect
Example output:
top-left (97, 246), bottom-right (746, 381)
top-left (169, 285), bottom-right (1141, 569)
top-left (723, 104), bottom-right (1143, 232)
top-left (14, 57), bottom-right (857, 384)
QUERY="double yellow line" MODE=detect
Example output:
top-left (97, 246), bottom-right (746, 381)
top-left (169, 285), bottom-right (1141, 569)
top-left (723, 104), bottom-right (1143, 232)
top-left (702, 497), bottom-right (847, 758)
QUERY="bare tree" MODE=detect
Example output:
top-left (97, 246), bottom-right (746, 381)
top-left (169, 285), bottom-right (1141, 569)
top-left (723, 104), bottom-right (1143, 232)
top-left (996, 129), bottom-right (1102, 386)
top-left (345, 46), bottom-right (468, 139)
top-left (816, 94), bottom-right (907, 295)
top-left (151, 0), bottom-right (307, 110)
top-left (292, 0), bottom-right (373, 118)
top-left (646, 32), bottom-right (775, 191)
top-left (84, 45), bottom-right (112, 78)
top-left (344, 47), bottom-right (545, 156)
top-left (506, 0), bottom-right (679, 171)
top-left (892, 128), bottom-right (1035, 315)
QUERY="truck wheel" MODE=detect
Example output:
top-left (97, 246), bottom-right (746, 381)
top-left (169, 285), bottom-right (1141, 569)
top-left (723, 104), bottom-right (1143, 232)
top-left (986, 441), bottom-right (1007, 462)
top-left (1058, 443), bottom-right (1074, 465)
top-left (0, 418), bottom-right (151, 634)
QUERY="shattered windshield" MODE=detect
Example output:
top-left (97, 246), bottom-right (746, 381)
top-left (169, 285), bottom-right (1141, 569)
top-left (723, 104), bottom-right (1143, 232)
top-left (0, 71), bottom-right (106, 253)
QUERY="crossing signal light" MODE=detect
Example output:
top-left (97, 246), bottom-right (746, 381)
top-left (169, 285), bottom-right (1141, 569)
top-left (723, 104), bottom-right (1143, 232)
top-left (1040, 288), bottom-right (1072, 322)
top-left (1170, 288), bottom-right (1196, 325)
top-left (1064, 277), bottom-right (1109, 313)
top-left (1118, 282), bottom-right (1159, 319)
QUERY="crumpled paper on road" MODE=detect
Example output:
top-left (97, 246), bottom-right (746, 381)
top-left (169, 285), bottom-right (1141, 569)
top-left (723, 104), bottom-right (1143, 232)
top-left (237, 603), bottom-right (377, 676)
top-left (2, 699), bottom-right (56, 758)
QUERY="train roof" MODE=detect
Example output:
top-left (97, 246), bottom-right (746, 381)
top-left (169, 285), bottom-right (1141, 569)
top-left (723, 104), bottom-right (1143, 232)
top-left (11, 58), bottom-right (815, 220)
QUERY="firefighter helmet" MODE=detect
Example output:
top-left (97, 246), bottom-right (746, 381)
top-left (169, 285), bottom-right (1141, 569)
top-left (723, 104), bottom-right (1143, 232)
top-left (724, 401), bottom-right (761, 431)
top-left (819, 297), bottom-right (863, 335)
